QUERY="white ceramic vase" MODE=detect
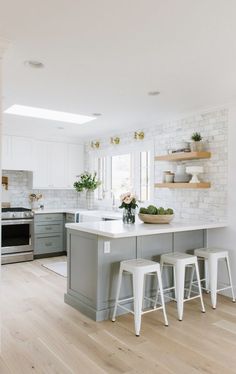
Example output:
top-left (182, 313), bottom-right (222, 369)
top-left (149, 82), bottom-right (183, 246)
top-left (190, 141), bottom-right (204, 152)
top-left (86, 190), bottom-right (94, 210)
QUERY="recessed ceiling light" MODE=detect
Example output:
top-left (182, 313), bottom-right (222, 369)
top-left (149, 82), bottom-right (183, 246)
top-left (148, 91), bottom-right (160, 96)
top-left (24, 60), bottom-right (45, 69)
top-left (92, 113), bottom-right (102, 117)
top-left (4, 105), bottom-right (96, 125)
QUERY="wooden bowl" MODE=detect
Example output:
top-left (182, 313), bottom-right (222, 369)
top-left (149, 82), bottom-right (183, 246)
top-left (138, 213), bottom-right (174, 224)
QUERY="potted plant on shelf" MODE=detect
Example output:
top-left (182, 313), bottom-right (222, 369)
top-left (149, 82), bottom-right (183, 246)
top-left (119, 192), bottom-right (138, 224)
top-left (190, 132), bottom-right (203, 152)
top-left (74, 172), bottom-right (101, 210)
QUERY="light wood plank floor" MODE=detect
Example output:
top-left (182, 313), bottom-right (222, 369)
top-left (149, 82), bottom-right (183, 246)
top-left (1, 256), bottom-right (236, 373)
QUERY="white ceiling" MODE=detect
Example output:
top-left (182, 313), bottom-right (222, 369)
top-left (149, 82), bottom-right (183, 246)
top-left (1, 0), bottom-right (236, 141)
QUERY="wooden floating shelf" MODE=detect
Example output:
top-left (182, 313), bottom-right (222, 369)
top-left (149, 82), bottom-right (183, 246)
top-left (155, 151), bottom-right (211, 162)
top-left (155, 182), bottom-right (211, 189)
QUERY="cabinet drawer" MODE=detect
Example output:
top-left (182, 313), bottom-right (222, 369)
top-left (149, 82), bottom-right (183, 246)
top-left (34, 234), bottom-right (63, 254)
top-left (35, 222), bottom-right (63, 234)
top-left (35, 213), bottom-right (63, 222)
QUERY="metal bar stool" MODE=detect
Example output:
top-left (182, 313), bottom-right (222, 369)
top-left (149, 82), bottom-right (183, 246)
top-left (112, 258), bottom-right (168, 336)
top-left (156, 252), bottom-right (205, 321)
top-left (188, 248), bottom-right (235, 309)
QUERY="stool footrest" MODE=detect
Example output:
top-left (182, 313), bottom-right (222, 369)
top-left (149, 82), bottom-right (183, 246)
top-left (116, 304), bottom-right (134, 315)
top-left (184, 295), bottom-right (201, 302)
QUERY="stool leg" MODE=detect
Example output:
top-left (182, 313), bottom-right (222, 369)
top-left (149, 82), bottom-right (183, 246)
top-left (225, 254), bottom-right (235, 302)
top-left (154, 260), bottom-right (163, 308)
top-left (112, 267), bottom-right (123, 322)
top-left (156, 267), bottom-right (168, 326)
top-left (133, 272), bottom-right (144, 336)
top-left (187, 265), bottom-right (195, 299)
top-left (175, 263), bottom-right (185, 321)
top-left (195, 261), bottom-right (205, 313)
top-left (204, 259), bottom-right (210, 293)
top-left (209, 255), bottom-right (218, 309)
top-left (173, 266), bottom-right (176, 301)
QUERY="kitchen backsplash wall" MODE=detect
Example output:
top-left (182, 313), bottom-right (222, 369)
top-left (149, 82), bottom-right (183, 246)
top-left (85, 107), bottom-right (228, 222)
top-left (1, 170), bottom-right (81, 209)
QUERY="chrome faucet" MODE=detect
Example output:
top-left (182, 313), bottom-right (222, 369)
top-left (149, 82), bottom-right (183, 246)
top-left (111, 192), bottom-right (116, 210)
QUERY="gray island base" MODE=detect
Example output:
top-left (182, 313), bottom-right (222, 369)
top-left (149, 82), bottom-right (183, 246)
top-left (64, 220), bottom-right (226, 321)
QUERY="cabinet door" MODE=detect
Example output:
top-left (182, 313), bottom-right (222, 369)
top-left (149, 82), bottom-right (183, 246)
top-left (66, 143), bottom-right (84, 188)
top-left (2, 135), bottom-right (33, 170)
top-left (32, 140), bottom-right (50, 188)
top-left (48, 142), bottom-right (67, 188)
top-left (34, 233), bottom-right (64, 255)
top-left (11, 137), bottom-right (33, 170)
top-left (2, 135), bottom-right (12, 169)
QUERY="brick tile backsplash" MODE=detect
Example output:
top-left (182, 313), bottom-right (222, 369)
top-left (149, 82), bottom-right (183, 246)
top-left (85, 108), bottom-right (228, 222)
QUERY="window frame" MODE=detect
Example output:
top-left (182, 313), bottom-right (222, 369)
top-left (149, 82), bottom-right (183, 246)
top-left (88, 140), bottom-right (154, 203)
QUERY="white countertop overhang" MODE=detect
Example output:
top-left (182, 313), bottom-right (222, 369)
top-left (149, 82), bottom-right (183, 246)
top-left (65, 220), bottom-right (227, 238)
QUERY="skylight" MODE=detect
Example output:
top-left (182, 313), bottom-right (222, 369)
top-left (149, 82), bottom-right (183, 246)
top-left (4, 104), bottom-right (96, 125)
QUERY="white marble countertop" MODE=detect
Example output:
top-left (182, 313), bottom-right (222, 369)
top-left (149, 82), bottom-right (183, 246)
top-left (65, 219), bottom-right (227, 238)
top-left (33, 208), bottom-right (122, 219)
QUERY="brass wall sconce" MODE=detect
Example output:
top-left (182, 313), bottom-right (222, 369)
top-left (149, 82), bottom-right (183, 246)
top-left (134, 131), bottom-right (145, 140)
top-left (90, 141), bottom-right (100, 149)
top-left (110, 137), bottom-right (120, 145)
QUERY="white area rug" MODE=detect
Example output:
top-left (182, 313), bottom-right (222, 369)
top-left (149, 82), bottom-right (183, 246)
top-left (42, 261), bottom-right (67, 277)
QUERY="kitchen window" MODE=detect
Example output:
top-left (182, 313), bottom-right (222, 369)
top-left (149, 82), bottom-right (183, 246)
top-left (92, 142), bottom-right (154, 202)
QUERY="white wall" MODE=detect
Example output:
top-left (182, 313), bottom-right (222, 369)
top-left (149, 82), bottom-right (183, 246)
top-left (208, 103), bottom-right (236, 292)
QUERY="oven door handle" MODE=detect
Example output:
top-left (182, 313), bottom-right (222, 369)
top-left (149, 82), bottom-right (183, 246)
top-left (1, 219), bottom-right (34, 226)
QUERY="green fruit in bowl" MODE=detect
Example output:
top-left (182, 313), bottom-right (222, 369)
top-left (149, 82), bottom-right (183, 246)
top-left (147, 205), bottom-right (158, 215)
top-left (139, 207), bottom-right (148, 214)
top-left (139, 205), bottom-right (174, 216)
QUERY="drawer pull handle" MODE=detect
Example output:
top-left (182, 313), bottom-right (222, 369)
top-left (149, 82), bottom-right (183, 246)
top-left (45, 242), bottom-right (52, 247)
top-left (45, 227), bottom-right (52, 230)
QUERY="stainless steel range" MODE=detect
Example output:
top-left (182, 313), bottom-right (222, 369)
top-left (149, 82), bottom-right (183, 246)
top-left (1, 207), bottom-right (34, 265)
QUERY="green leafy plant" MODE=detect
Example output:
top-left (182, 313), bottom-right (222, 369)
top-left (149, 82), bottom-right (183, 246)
top-left (73, 172), bottom-right (101, 192)
top-left (191, 132), bottom-right (202, 142)
top-left (139, 205), bottom-right (174, 215)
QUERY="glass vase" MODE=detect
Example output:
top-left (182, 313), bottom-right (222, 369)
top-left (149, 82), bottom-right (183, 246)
top-left (123, 207), bottom-right (135, 224)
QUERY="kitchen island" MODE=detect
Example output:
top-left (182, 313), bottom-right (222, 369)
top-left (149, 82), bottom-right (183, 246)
top-left (65, 220), bottom-right (226, 321)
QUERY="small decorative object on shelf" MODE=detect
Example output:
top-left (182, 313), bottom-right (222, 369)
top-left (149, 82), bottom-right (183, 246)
top-left (186, 166), bottom-right (204, 183)
top-left (110, 137), bottom-right (120, 145)
top-left (74, 172), bottom-right (101, 210)
top-left (29, 193), bottom-right (43, 209)
top-left (190, 132), bottom-right (204, 152)
top-left (119, 192), bottom-right (138, 224)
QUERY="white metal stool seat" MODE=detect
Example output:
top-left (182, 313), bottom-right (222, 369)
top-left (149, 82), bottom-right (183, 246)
top-left (112, 258), bottom-right (168, 336)
top-left (157, 252), bottom-right (205, 321)
top-left (191, 248), bottom-right (235, 309)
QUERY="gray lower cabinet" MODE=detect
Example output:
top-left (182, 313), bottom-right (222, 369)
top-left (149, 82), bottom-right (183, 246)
top-left (34, 213), bottom-right (65, 257)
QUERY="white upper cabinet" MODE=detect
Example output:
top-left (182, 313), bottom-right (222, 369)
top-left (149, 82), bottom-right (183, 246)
top-left (66, 143), bottom-right (84, 188)
top-left (48, 142), bottom-right (67, 189)
top-left (2, 135), bottom-right (84, 189)
top-left (2, 135), bottom-right (12, 169)
top-left (2, 135), bottom-right (33, 170)
top-left (32, 140), bottom-right (50, 188)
